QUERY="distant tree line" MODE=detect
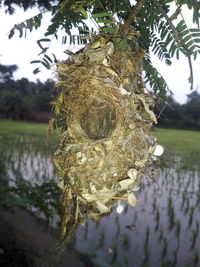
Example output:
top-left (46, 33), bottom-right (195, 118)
top-left (0, 63), bottom-right (200, 128)
top-left (0, 63), bottom-right (57, 122)
top-left (156, 91), bottom-right (200, 130)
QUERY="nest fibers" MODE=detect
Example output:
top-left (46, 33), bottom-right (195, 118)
top-left (52, 34), bottom-right (158, 242)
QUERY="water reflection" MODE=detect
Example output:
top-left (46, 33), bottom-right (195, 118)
top-left (0, 133), bottom-right (61, 227)
top-left (74, 155), bottom-right (200, 266)
top-left (0, 133), bottom-right (59, 185)
top-left (1, 133), bottom-right (200, 266)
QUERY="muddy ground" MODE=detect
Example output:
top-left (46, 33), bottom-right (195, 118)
top-left (0, 207), bottom-right (94, 267)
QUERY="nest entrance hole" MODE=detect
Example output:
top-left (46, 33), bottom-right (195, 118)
top-left (80, 99), bottom-right (116, 140)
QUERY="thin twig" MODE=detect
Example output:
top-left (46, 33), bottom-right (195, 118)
top-left (170, 5), bottom-right (182, 21)
top-left (94, 196), bottom-right (140, 203)
top-left (152, 0), bottom-right (194, 90)
top-left (119, 0), bottom-right (147, 36)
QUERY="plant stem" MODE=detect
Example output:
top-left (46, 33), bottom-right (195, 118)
top-left (152, 0), bottom-right (194, 90)
top-left (119, 0), bottom-right (146, 36)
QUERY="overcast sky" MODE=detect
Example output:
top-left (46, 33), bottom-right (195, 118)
top-left (0, 5), bottom-right (200, 104)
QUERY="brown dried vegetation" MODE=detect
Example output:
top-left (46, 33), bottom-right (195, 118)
top-left (50, 32), bottom-right (157, 244)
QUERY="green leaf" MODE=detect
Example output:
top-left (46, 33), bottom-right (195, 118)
top-left (33, 68), bottom-right (41, 75)
top-left (191, 32), bottom-right (200, 38)
top-left (176, 20), bottom-right (186, 32)
top-left (113, 38), bottom-right (129, 51)
top-left (41, 59), bottom-right (51, 69)
top-left (193, 38), bottom-right (200, 43)
top-left (96, 18), bottom-right (112, 24)
top-left (79, 7), bottom-right (88, 19)
top-left (183, 35), bottom-right (192, 43)
top-left (186, 40), bottom-right (195, 48)
top-left (164, 34), bottom-right (173, 48)
top-left (52, 53), bottom-right (58, 62)
top-left (180, 30), bottom-right (190, 36)
top-left (93, 12), bottom-right (111, 18)
top-left (30, 60), bottom-right (42, 64)
top-left (38, 48), bottom-right (48, 56)
top-left (62, 36), bottom-right (67, 44)
top-left (160, 28), bottom-right (169, 40)
top-left (64, 50), bottom-right (74, 55)
top-left (38, 38), bottom-right (51, 43)
top-left (170, 44), bottom-right (177, 57)
top-left (44, 54), bottom-right (53, 63)
top-left (144, 57), bottom-right (170, 99)
top-left (101, 26), bottom-right (116, 33)
top-left (70, 35), bottom-right (76, 45)
top-left (8, 29), bottom-right (14, 39)
top-left (188, 45), bottom-right (197, 52)
top-left (19, 28), bottom-right (23, 38)
top-left (37, 38), bottom-right (51, 51)
top-left (26, 18), bottom-right (33, 29)
top-left (190, 28), bottom-right (200, 33)
top-left (118, 39), bottom-right (128, 50)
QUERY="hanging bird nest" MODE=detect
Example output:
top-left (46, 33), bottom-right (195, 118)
top-left (50, 32), bottom-right (157, 243)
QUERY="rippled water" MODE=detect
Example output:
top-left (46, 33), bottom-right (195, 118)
top-left (0, 133), bottom-right (59, 185)
top-left (1, 133), bottom-right (200, 267)
top-left (74, 166), bottom-right (200, 266)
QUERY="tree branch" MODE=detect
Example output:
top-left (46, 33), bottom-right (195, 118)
top-left (119, 0), bottom-right (146, 36)
top-left (170, 6), bottom-right (181, 21)
top-left (152, 0), bottom-right (194, 90)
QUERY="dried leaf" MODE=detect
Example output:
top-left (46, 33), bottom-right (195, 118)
top-left (127, 168), bottom-right (138, 180)
top-left (90, 40), bottom-right (101, 49)
top-left (96, 201), bottom-right (110, 213)
top-left (127, 193), bottom-right (138, 207)
top-left (137, 95), bottom-right (157, 123)
top-left (126, 59), bottom-right (135, 73)
top-left (119, 178), bottom-right (133, 189)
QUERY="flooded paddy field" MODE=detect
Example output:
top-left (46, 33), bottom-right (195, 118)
top-left (0, 120), bottom-right (200, 267)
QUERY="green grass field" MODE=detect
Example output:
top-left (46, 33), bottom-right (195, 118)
top-left (0, 120), bottom-right (49, 136)
top-left (0, 120), bottom-right (200, 154)
top-left (154, 127), bottom-right (200, 154)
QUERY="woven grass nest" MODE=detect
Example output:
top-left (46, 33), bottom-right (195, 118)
top-left (51, 33), bottom-right (158, 243)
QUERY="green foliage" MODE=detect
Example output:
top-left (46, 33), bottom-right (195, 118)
top-left (0, 64), bottom-right (18, 81)
top-left (5, 0), bottom-right (200, 97)
top-left (113, 37), bottom-right (129, 51)
top-left (0, 179), bottom-right (62, 224)
top-left (178, 0), bottom-right (200, 27)
top-left (0, 90), bottom-right (30, 120)
top-left (0, 64), bottom-right (57, 121)
top-left (155, 91), bottom-right (200, 130)
top-left (0, 185), bottom-right (29, 210)
top-left (153, 19), bottom-right (200, 60)
top-left (1, 0), bottom-right (58, 14)
top-left (8, 13), bottom-right (43, 39)
top-left (137, 0), bottom-right (200, 92)
top-left (144, 55), bottom-right (170, 99)
top-left (150, 33), bottom-right (172, 64)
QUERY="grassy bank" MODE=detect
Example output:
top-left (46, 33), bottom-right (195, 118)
top-left (0, 120), bottom-right (49, 136)
top-left (0, 120), bottom-right (58, 151)
top-left (154, 127), bottom-right (200, 154)
top-left (0, 120), bottom-right (200, 154)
